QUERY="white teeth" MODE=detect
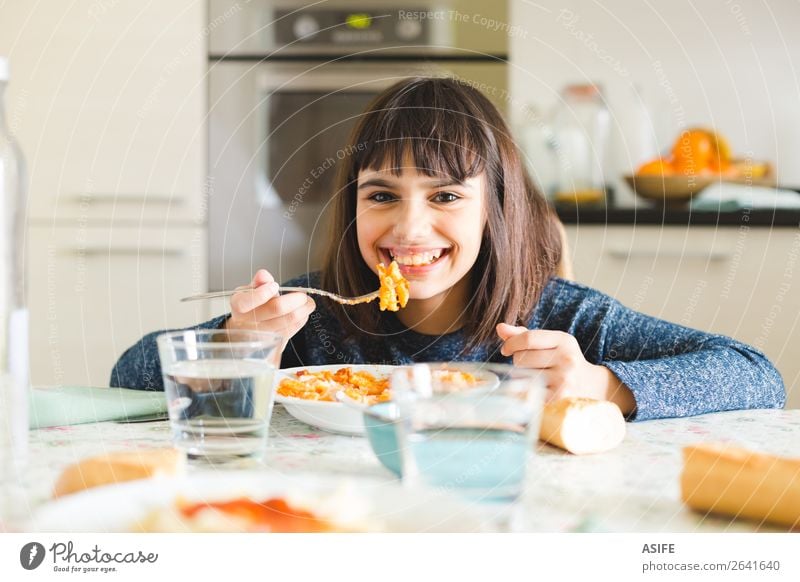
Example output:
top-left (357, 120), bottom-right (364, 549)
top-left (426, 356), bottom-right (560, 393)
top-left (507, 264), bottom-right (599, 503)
top-left (387, 249), bottom-right (445, 266)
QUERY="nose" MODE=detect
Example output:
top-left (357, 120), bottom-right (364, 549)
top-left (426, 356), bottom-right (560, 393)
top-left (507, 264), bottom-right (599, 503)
top-left (392, 198), bottom-right (432, 242)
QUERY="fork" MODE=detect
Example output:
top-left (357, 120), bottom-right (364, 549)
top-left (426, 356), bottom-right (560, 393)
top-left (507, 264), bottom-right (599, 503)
top-left (179, 285), bottom-right (380, 305)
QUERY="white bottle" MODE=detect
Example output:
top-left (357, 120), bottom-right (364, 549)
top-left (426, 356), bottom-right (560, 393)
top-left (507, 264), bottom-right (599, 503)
top-left (0, 55), bottom-right (29, 479)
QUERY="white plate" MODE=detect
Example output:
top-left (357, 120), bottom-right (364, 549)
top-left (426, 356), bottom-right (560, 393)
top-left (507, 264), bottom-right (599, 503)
top-left (275, 365), bottom-right (397, 435)
top-left (275, 364), bottom-right (501, 434)
top-left (26, 471), bottom-right (497, 533)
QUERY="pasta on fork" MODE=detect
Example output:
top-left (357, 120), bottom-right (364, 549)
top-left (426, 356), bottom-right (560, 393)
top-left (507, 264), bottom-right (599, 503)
top-left (377, 261), bottom-right (410, 312)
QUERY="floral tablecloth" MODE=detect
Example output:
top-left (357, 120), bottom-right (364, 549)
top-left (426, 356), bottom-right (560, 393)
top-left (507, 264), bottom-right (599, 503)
top-left (6, 407), bottom-right (800, 532)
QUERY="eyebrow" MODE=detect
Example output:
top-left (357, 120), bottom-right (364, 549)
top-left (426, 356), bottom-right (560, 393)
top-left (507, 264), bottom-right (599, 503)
top-left (357, 177), bottom-right (467, 190)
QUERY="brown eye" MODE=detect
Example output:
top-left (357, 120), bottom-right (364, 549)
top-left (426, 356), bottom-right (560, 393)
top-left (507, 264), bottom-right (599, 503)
top-left (433, 192), bottom-right (460, 203)
top-left (368, 192), bottom-right (396, 203)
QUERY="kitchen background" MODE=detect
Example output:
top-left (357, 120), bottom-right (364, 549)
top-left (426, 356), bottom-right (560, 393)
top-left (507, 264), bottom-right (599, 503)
top-left (1, 0), bottom-right (798, 408)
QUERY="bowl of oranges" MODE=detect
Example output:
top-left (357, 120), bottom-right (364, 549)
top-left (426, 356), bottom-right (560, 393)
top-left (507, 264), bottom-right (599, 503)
top-left (625, 128), bottom-right (773, 204)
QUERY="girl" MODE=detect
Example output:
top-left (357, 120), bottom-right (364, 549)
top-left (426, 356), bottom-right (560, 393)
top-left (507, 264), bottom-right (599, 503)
top-left (111, 77), bottom-right (784, 421)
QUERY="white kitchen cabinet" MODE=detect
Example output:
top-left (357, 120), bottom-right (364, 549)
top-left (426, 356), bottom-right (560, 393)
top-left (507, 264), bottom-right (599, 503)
top-left (564, 225), bottom-right (800, 409)
top-left (0, 0), bottom-right (206, 224)
top-left (1, 2), bottom-right (210, 388)
top-left (27, 225), bottom-right (211, 387)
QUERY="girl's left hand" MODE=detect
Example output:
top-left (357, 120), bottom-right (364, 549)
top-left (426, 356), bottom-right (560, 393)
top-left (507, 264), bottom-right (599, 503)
top-left (496, 323), bottom-right (635, 414)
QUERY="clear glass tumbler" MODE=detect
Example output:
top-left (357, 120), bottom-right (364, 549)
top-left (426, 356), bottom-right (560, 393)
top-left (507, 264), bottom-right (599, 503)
top-left (156, 329), bottom-right (284, 464)
top-left (393, 363), bottom-right (545, 502)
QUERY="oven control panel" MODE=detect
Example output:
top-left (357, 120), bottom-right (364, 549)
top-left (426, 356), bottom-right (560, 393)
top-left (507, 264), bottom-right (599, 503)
top-left (275, 8), bottom-right (431, 46)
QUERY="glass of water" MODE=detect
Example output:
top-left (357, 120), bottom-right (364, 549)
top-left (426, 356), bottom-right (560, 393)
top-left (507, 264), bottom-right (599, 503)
top-left (156, 329), bottom-right (283, 464)
top-left (393, 363), bottom-right (545, 501)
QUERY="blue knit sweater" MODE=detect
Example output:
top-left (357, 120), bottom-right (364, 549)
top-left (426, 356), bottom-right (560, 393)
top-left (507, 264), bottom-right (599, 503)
top-left (110, 272), bottom-right (785, 422)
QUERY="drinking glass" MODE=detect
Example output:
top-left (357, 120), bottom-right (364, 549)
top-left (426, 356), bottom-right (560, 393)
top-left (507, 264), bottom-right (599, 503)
top-left (156, 329), bottom-right (283, 463)
top-left (393, 363), bottom-right (545, 501)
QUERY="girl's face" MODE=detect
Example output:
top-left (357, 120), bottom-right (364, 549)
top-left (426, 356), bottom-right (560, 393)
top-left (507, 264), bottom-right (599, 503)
top-left (356, 159), bottom-right (487, 301)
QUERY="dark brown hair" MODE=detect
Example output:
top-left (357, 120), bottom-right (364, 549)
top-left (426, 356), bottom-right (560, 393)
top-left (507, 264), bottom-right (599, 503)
top-left (321, 76), bottom-right (561, 353)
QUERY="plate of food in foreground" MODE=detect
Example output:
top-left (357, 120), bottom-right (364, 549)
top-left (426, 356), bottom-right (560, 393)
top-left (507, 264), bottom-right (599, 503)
top-left (27, 471), bottom-right (497, 533)
top-left (275, 364), bottom-right (499, 435)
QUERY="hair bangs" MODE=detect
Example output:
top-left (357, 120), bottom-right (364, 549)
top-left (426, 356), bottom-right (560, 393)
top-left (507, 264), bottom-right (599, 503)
top-left (352, 91), bottom-right (492, 183)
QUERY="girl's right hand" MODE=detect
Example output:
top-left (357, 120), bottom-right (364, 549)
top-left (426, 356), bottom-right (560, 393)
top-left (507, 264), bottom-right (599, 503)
top-left (224, 269), bottom-right (316, 348)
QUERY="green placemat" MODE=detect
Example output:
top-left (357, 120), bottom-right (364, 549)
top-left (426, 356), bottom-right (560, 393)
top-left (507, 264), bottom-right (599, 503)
top-left (30, 386), bottom-right (168, 429)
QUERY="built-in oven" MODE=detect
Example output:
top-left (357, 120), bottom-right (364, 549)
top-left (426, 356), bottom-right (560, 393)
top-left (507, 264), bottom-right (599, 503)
top-left (207, 0), bottom-right (508, 289)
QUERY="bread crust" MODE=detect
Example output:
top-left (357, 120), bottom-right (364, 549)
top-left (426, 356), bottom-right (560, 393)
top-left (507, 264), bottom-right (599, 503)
top-left (53, 448), bottom-right (184, 498)
top-left (681, 443), bottom-right (800, 529)
top-left (539, 397), bottom-right (626, 454)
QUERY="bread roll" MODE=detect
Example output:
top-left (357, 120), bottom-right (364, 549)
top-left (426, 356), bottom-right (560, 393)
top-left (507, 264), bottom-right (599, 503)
top-left (538, 397), bottom-right (626, 454)
top-left (681, 443), bottom-right (800, 529)
top-left (53, 448), bottom-right (184, 498)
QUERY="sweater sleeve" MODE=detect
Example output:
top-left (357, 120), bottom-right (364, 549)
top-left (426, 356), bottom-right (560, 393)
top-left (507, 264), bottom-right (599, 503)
top-left (598, 299), bottom-right (786, 421)
top-left (109, 314), bottom-right (230, 391)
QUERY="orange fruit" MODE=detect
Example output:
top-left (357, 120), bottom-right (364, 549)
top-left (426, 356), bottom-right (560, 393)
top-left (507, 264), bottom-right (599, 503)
top-left (671, 130), bottom-right (714, 173)
top-left (637, 158), bottom-right (674, 176)
top-left (671, 128), bottom-right (732, 176)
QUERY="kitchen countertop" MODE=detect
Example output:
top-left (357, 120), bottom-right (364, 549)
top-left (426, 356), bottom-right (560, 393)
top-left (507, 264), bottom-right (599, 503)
top-left (7, 407), bottom-right (800, 533)
top-left (555, 183), bottom-right (800, 226)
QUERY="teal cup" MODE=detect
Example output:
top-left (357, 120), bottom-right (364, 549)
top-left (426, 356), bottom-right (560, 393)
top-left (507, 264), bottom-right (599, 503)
top-left (363, 402), bottom-right (402, 476)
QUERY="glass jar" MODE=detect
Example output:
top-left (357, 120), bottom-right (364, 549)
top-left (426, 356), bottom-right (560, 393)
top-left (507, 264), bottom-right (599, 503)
top-left (550, 84), bottom-right (610, 206)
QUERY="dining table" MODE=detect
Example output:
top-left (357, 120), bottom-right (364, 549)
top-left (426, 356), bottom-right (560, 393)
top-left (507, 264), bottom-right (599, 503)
top-left (7, 402), bottom-right (800, 533)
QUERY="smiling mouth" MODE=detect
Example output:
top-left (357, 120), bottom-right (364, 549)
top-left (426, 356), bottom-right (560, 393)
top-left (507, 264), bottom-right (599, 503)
top-left (380, 247), bottom-right (451, 267)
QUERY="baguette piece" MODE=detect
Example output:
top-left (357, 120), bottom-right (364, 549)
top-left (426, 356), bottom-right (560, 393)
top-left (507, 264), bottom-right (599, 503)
top-left (53, 448), bottom-right (184, 498)
top-left (681, 443), bottom-right (800, 529)
top-left (538, 397), bottom-right (626, 454)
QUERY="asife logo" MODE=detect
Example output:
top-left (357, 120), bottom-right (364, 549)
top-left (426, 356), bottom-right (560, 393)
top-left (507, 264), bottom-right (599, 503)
top-left (20, 542), bottom-right (46, 570)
